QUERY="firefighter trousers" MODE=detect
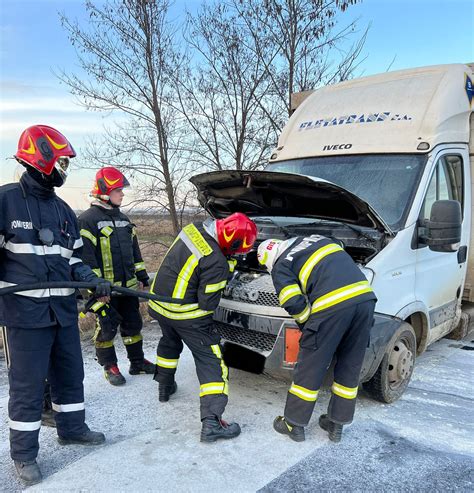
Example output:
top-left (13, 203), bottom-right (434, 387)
top-left (6, 322), bottom-right (89, 461)
top-left (93, 296), bottom-right (144, 367)
top-left (284, 300), bottom-right (375, 427)
top-left (154, 315), bottom-right (229, 420)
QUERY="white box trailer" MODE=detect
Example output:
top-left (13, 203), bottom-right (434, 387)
top-left (191, 63), bottom-right (474, 403)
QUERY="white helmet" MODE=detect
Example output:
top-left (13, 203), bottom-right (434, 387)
top-left (258, 238), bottom-right (296, 272)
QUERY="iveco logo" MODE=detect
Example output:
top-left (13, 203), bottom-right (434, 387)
top-left (323, 143), bottom-right (353, 151)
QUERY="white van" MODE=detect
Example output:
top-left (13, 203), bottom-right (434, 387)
top-left (191, 63), bottom-right (474, 403)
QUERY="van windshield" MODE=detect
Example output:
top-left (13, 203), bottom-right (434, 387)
top-left (266, 154), bottom-right (427, 230)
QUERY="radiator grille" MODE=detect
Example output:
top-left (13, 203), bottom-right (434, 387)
top-left (214, 322), bottom-right (277, 352)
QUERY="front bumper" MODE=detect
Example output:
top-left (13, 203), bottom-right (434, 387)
top-left (213, 303), bottom-right (403, 380)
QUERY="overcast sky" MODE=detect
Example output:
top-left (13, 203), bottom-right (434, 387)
top-left (1, 0), bottom-right (473, 209)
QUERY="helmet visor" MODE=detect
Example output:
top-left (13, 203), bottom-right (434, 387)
top-left (54, 156), bottom-right (71, 179)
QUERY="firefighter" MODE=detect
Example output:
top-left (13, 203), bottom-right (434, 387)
top-left (148, 213), bottom-right (257, 442)
top-left (0, 125), bottom-right (108, 486)
top-left (258, 235), bottom-right (376, 443)
top-left (78, 167), bottom-right (154, 386)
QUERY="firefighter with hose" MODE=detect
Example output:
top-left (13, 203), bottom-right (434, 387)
top-left (0, 125), bottom-right (108, 486)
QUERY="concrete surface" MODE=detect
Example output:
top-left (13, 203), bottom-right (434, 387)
top-left (0, 322), bottom-right (473, 492)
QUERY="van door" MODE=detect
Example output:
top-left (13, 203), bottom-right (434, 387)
top-left (415, 151), bottom-right (467, 341)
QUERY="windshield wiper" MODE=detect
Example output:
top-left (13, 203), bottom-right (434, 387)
top-left (255, 217), bottom-right (292, 238)
top-left (284, 220), bottom-right (377, 243)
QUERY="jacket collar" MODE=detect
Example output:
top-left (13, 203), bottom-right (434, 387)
top-left (20, 172), bottom-right (56, 200)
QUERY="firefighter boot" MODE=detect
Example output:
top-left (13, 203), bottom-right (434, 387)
top-left (319, 414), bottom-right (343, 442)
top-left (159, 382), bottom-right (178, 402)
top-left (58, 429), bottom-right (106, 446)
top-left (104, 364), bottom-right (126, 386)
top-left (129, 358), bottom-right (155, 375)
top-left (14, 460), bottom-right (42, 486)
top-left (273, 416), bottom-right (305, 442)
top-left (200, 417), bottom-right (241, 443)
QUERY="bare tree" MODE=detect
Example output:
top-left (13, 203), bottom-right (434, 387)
top-left (233, 0), bottom-right (368, 125)
top-left (59, 0), bottom-right (186, 234)
top-left (175, 4), bottom-right (279, 171)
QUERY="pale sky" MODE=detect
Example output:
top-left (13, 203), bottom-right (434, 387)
top-left (1, 0), bottom-right (473, 210)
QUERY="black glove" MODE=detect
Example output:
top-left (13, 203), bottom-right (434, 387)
top-left (92, 278), bottom-right (111, 298)
top-left (137, 271), bottom-right (150, 287)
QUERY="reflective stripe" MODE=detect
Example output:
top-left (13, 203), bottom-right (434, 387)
top-left (0, 281), bottom-right (74, 298)
top-left (299, 243), bottom-right (344, 292)
top-left (211, 344), bottom-right (228, 384)
top-left (122, 334), bottom-right (143, 345)
top-left (228, 259), bottom-right (237, 273)
top-left (156, 356), bottom-right (179, 369)
top-left (311, 281), bottom-right (373, 314)
top-left (134, 261), bottom-right (146, 272)
top-left (9, 419), bottom-right (42, 431)
top-left (155, 302), bottom-right (200, 312)
top-left (100, 236), bottom-right (114, 282)
top-left (279, 284), bottom-right (303, 305)
top-left (178, 224), bottom-right (212, 260)
top-left (100, 226), bottom-right (113, 237)
top-left (205, 280), bottom-right (227, 294)
top-left (4, 241), bottom-right (74, 259)
top-left (199, 382), bottom-right (228, 397)
top-left (332, 382), bottom-right (358, 399)
top-left (73, 238), bottom-right (83, 249)
top-left (91, 301), bottom-right (105, 312)
top-left (52, 402), bottom-right (85, 413)
top-left (97, 220), bottom-right (130, 229)
top-left (294, 305), bottom-right (310, 323)
top-left (92, 268), bottom-right (102, 277)
top-left (126, 277), bottom-right (138, 288)
top-left (80, 229), bottom-right (97, 246)
top-left (289, 383), bottom-right (319, 402)
top-left (148, 300), bottom-right (213, 320)
top-left (0, 234), bottom-right (5, 248)
top-left (95, 340), bottom-right (114, 348)
top-left (69, 257), bottom-right (82, 265)
top-left (172, 254), bottom-right (198, 299)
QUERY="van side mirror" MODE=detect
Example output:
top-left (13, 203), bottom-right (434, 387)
top-left (419, 200), bottom-right (461, 252)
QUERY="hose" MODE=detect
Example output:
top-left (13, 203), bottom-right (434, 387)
top-left (0, 282), bottom-right (188, 304)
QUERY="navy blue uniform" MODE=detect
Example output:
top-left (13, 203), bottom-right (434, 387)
top-left (148, 223), bottom-right (232, 419)
top-left (0, 172), bottom-right (98, 461)
top-left (271, 235), bottom-right (376, 426)
top-left (78, 203), bottom-right (149, 367)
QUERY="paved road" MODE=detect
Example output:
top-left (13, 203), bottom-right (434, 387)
top-left (1, 322), bottom-right (473, 492)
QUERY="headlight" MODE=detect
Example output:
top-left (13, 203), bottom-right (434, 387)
top-left (359, 266), bottom-right (375, 284)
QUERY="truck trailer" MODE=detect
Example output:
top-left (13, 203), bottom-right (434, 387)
top-left (191, 63), bottom-right (474, 403)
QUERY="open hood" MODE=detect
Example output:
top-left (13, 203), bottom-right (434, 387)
top-left (190, 170), bottom-right (393, 234)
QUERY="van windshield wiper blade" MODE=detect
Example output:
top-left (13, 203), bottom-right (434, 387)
top-left (284, 219), bottom-right (377, 243)
top-left (255, 217), bottom-right (292, 238)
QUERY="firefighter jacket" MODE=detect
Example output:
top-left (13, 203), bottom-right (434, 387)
top-left (148, 222), bottom-right (230, 321)
top-left (78, 203), bottom-right (149, 288)
top-left (272, 235), bottom-right (377, 325)
top-left (0, 172), bottom-right (99, 328)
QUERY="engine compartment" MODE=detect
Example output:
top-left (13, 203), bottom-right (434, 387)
top-left (222, 218), bottom-right (386, 307)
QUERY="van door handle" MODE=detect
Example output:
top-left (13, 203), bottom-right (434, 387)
top-left (457, 245), bottom-right (467, 264)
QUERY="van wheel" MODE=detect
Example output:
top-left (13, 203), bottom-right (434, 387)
top-left (363, 323), bottom-right (416, 403)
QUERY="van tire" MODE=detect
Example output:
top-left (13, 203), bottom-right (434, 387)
top-left (363, 323), bottom-right (416, 403)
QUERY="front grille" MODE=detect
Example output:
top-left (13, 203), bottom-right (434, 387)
top-left (222, 273), bottom-right (280, 307)
top-left (214, 322), bottom-right (277, 352)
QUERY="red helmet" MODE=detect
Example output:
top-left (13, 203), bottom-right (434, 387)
top-left (14, 125), bottom-right (76, 177)
top-left (91, 166), bottom-right (130, 199)
top-left (216, 212), bottom-right (257, 255)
